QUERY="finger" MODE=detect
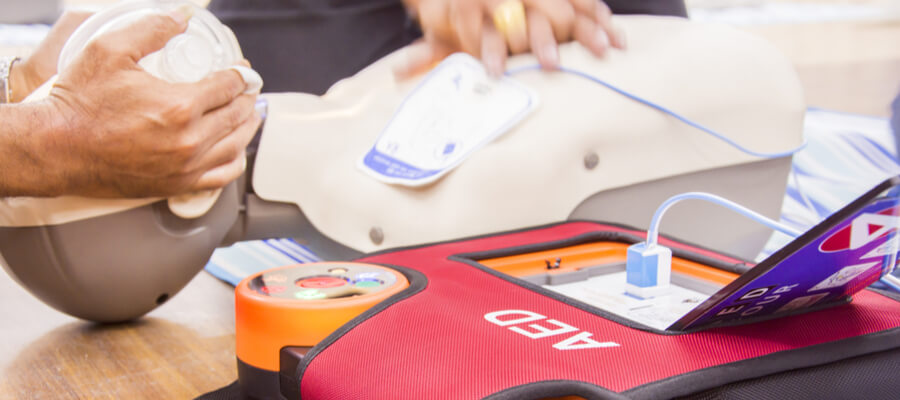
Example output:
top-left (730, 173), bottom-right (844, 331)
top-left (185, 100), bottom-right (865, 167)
top-left (187, 67), bottom-right (248, 113)
top-left (481, 22), bottom-right (508, 77)
top-left (393, 40), bottom-right (454, 80)
top-left (192, 149), bottom-right (247, 191)
top-left (569, 0), bottom-right (599, 21)
top-left (195, 93), bottom-right (258, 153)
top-left (95, 6), bottom-right (192, 62)
top-left (228, 65), bottom-right (263, 94)
top-left (449, 0), bottom-right (484, 56)
top-left (393, 41), bottom-right (433, 79)
top-left (42, 10), bottom-right (95, 55)
top-left (573, 14), bottom-right (608, 57)
top-left (53, 10), bottom-right (94, 36)
top-left (521, 0), bottom-right (575, 42)
top-left (417, 0), bottom-right (453, 42)
top-left (193, 109), bottom-right (260, 179)
top-left (590, 2), bottom-right (625, 50)
top-left (527, 11), bottom-right (559, 69)
top-left (191, 112), bottom-right (256, 176)
top-left (488, 0), bottom-right (529, 54)
top-left (192, 115), bottom-right (261, 190)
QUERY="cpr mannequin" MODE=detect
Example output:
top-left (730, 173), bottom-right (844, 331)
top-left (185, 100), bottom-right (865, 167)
top-left (253, 15), bottom-right (804, 254)
top-left (0, 15), bottom-right (804, 322)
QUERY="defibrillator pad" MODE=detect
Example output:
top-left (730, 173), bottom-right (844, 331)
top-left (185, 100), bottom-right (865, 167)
top-left (359, 53), bottom-right (538, 186)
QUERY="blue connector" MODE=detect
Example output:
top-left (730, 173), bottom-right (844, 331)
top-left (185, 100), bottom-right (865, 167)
top-left (625, 242), bottom-right (672, 299)
top-left (626, 192), bottom-right (805, 300)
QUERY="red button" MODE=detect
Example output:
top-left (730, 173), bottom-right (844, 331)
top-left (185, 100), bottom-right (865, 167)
top-left (297, 276), bottom-right (347, 288)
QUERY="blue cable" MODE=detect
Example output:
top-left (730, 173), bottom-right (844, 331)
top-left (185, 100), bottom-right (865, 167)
top-left (508, 64), bottom-right (900, 293)
top-left (645, 192), bottom-right (900, 293)
top-left (505, 64), bottom-right (807, 159)
top-left (646, 192), bottom-right (803, 248)
top-left (882, 274), bottom-right (900, 293)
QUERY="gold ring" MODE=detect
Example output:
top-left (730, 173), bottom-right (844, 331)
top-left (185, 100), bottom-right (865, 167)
top-left (492, 0), bottom-right (527, 44)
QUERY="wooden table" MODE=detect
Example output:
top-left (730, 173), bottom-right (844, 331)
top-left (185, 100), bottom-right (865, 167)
top-left (1, 1), bottom-right (899, 399)
top-left (0, 263), bottom-right (238, 399)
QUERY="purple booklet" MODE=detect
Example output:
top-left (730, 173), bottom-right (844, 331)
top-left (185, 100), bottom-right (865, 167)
top-left (670, 175), bottom-right (900, 331)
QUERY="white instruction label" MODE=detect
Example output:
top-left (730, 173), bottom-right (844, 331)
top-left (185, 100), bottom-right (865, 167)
top-left (359, 53), bottom-right (538, 186)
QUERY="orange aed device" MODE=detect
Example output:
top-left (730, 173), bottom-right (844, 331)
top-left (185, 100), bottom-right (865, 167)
top-left (234, 261), bottom-right (409, 395)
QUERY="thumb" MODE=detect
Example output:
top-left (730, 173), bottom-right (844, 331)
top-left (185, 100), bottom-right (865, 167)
top-left (393, 40), bottom-right (451, 80)
top-left (99, 5), bottom-right (193, 62)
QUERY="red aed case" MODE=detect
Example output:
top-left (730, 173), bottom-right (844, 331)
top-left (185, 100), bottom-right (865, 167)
top-left (226, 220), bottom-right (900, 400)
top-left (222, 177), bottom-right (900, 400)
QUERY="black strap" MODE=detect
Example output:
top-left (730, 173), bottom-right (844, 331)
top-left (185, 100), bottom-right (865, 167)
top-left (195, 381), bottom-right (242, 400)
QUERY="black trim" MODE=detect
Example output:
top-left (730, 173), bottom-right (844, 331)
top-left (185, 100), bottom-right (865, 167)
top-left (194, 380), bottom-right (243, 400)
top-left (279, 347), bottom-right (311, 400)
top-left (237, 357), bottom-right (280, 400)
top-left (624, 326), bottom-right (900, 400)
top-left (285, 264), bottom-right (428, 400)
top-left (485, 380), bottom-right (630, 400)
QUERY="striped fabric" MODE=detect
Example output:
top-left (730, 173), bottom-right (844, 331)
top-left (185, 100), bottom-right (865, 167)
top-left (206, 238), bottom-right (321, 286)
top-left (760, 109), bottom-right (899, 259)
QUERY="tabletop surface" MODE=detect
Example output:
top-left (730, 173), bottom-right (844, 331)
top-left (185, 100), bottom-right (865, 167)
top-left (0, 267), bottom-right (238, 399)
top-left (2, 1), bottom-right (900, 399)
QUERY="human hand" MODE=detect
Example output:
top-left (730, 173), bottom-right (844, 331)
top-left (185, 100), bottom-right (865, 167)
top-left (400, 0), bottom-right (626, 77)
top-left (37, 9), bottom-right (261, 198)
top-left (9, 10), bottom-right (93, 102)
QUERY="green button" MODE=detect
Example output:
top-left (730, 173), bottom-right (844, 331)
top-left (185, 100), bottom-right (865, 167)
top-left (355, 280), bottom-right (382, 288)
top-left (295, 289), bottom-right (327, 300)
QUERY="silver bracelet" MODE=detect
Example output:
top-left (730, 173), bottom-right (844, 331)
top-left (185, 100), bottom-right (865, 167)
top-left (0, 56), bottom-right (21, 104)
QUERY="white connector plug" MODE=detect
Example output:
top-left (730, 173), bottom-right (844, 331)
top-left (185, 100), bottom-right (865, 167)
top-left (625, 242), bottom-right (672, 299)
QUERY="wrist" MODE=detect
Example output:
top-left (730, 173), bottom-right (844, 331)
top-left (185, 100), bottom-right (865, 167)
top-left (8, 58), bottom-right (43, 103)
top-left (0, 101), bottom-right (74, 197)
top-left (37, 98), bottom-right (86, 196)
top-left (0, 56), bottom-right (20, 103)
